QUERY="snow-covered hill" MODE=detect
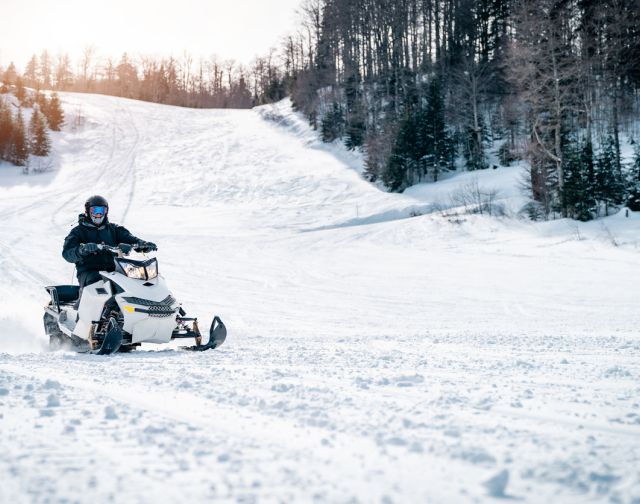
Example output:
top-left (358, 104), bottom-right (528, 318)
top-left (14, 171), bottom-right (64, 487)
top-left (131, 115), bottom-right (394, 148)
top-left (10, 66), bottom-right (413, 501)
top-left (0, 94), bottom-right (639, 503)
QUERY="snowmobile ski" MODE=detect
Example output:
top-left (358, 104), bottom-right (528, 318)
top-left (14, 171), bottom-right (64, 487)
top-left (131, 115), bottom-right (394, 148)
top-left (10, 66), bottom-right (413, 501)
top-left (181, 316), bottom-right (226, 351)
top-left (93, 318), bottom-right (123, 355)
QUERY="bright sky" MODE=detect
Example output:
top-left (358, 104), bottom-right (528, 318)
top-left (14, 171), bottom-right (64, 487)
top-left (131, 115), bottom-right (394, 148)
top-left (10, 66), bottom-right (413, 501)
top-left (1, 0), bottom-right (302, 69)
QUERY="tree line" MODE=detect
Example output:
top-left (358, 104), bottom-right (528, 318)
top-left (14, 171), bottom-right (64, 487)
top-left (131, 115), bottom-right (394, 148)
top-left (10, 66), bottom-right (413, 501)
top-left (0, 49), bottom-right (286, 109)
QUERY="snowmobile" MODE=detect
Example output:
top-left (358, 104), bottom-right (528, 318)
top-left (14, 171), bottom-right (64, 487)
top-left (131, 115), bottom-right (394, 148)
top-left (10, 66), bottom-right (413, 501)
top-left (43, 244), bottom-right (226, 354)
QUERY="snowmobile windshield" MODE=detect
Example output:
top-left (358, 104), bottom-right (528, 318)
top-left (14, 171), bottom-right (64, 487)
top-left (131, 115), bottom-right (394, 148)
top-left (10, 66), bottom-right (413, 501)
top-left (145, 259), bottom-right (158, 279)
top-left (115, 257), bottom-right (158, 281)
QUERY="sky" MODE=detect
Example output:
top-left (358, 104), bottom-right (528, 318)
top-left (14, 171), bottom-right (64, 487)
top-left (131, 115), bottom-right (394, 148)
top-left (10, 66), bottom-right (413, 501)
top-left (1, 0), bottom-right (303, 70)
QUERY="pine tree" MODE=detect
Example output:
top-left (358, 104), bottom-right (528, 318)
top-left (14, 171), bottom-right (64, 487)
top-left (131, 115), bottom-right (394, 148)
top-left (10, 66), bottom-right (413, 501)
top-left (627, 143), bottom-right (640, 211)
top-left (321, 102), bottom-right (344, 143)
top-left (419, 78), bottom-right (454, 182)
top-left (594, 135), bottom-right (624, 216)
top-left (0, 99), bottom-right (14, 160)
top-left (344, 72), bottom-right (365, 150)
top-left (2, 62), bottom-right (17, 86)
top-left (29, 109), bottom-right (51, 157)
top-left (35, 92), bottom-right (48, 114)
top-left (15, 77), bottom-right (27, 105)
top-left (45, 92), bottom-right (64, 131)
top-left (563, 137), bottom-right (595, 220)
top-left (24, 55), bottom-right (39, 89)
top-left (12, 109), bottom-right (28, 166)
top-left (345, 106), bottom-right (366, 150)
top-left (383, 112), bottom-right (420, 191)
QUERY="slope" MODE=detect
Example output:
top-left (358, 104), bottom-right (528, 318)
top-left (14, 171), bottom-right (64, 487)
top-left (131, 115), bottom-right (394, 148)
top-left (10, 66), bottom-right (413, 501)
top-left (0, 93), bottom-right (639, 503)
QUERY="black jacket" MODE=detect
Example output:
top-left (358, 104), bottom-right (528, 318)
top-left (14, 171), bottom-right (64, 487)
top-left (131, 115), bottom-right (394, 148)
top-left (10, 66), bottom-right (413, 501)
top-left (62, 215), bottom-right (141, 275)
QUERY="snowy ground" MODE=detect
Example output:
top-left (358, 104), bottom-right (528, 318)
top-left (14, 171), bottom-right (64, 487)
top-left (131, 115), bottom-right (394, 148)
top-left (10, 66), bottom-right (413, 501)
top-left (0, 94), bottom-right (639, 503)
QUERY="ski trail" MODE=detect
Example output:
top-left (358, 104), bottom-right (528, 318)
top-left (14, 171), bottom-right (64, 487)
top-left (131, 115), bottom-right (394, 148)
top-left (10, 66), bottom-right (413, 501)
top-left (49, 119), bottom-right (120, 229)
top-left (0, 239), bottom-right (51, 286)
top-left (118, 106), bottom-right (140, 225)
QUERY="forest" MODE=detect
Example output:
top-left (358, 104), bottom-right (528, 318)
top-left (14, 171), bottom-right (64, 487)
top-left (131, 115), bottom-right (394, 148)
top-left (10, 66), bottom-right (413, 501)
top-left (283, 0), bottom-right (640, 220)
top-left (1, 0), bottom-right (639, 220)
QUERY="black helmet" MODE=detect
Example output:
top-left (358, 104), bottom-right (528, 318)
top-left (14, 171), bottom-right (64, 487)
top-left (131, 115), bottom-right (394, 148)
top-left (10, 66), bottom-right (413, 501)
top-left (85, 195), bottom-right (109, 225)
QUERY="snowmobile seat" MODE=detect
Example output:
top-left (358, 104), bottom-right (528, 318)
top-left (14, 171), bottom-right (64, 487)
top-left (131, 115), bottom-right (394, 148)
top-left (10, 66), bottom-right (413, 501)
top-left (45, 285), bottom-right (80, 310)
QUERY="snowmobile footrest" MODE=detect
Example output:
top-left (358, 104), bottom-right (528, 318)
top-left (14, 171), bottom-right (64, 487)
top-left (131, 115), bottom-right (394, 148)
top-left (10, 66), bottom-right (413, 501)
top-left (181, 316), bottom-right (226, 351)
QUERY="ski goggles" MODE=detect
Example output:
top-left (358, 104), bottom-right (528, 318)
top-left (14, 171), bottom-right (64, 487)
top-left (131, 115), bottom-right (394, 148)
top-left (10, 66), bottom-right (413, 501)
top-left (90, 206), bottom-right (107, 217)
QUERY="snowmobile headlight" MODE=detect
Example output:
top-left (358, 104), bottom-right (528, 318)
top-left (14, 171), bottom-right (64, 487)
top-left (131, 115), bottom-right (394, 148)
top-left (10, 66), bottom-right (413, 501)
top-left (122, 262), bottom-right (147, 280)
top-left (145, 259), bottom-right (158, 280)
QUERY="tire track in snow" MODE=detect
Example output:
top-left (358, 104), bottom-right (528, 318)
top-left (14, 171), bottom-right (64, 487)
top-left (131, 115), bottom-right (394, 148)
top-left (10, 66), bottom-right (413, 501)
top-left (0, 239), bottom-right (51, 287)
top-left (48, 118), bottom-right (120, 229)
top-left (0, 360), bottom-right (423, 501)
top-left (0, 369), bottom-right (202, 502)
top-left (202, 124), bottom-right (230, 204)
top-left (117, 106), bottom-right (140, 225)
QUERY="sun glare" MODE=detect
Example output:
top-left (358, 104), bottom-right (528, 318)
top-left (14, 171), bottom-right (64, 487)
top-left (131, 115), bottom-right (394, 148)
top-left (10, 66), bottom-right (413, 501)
top-left (3, 0), bottom-right (300, 67)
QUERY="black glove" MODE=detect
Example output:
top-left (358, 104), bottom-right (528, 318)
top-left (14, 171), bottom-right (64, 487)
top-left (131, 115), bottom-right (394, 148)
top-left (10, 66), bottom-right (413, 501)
top-left (118, 243), bottom-right (133, 254)
top-left (79, 243), bottom-right (99, 256)
top-left (137, 241), bottom-right (157, 252)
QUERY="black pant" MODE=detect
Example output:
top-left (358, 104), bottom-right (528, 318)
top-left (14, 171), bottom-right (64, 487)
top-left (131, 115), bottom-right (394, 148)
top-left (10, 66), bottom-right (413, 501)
top-left (78, 271), bottom-right (102, 288)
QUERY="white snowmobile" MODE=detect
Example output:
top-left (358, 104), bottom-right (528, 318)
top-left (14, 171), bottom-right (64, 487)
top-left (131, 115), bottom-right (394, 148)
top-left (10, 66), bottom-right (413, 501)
top-left (43, 244), bottom-right (226, 354)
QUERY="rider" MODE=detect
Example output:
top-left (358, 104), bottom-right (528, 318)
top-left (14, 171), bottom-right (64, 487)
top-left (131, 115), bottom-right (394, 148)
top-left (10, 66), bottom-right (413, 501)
top-left (62, 195), bottom-right (157, 288)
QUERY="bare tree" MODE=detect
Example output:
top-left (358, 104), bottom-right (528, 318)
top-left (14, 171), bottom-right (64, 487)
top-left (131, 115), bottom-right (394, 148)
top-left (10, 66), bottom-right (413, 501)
top-left (451, 56), bottom-right (492, 170)
top-left (39, 50), bottom-right (52, 89)
top-left (55, 53), bottom-right (73, 90)
top-left (507, 0), bottom-right (581, 216)
top-left (80, 45), bottom-right (96, 90)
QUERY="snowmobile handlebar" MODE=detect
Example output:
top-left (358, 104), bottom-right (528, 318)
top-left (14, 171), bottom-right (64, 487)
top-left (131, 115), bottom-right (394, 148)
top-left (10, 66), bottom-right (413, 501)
top-left (96, 244), bottom-right (122, 256)
top-left (96, 243), bottom-right (157, 256)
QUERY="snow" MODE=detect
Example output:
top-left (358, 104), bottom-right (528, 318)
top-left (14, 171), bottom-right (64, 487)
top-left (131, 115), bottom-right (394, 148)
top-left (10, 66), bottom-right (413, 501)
top-left (1, 93), bottom-right (639, 503)
top-left (483, 469), bottom-right (510, 498)
top-left (404, 163), bottom-right (528, 215)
